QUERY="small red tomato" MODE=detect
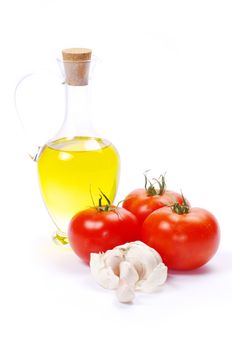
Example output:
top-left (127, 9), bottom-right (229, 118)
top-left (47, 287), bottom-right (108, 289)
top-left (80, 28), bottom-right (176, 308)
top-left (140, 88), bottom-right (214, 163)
top-left (68, 193), bottom-right (140, 264)
top-left (141, 198), bottom-right (220, 270)
top-left (123, 174), bottom-right (186, 226)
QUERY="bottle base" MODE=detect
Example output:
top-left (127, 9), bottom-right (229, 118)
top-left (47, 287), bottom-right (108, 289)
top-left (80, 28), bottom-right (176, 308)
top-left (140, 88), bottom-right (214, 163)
top-left (52, 231), bottom-right (69, 246)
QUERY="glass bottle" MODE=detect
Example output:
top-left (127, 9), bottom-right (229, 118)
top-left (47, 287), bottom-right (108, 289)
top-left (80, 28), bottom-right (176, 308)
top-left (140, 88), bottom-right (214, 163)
top-left (15, 48), bottom-right (120, 244)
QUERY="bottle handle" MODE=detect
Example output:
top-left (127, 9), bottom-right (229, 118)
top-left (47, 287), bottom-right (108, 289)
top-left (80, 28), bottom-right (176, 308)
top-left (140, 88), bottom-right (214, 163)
top-left (14, 73), bottom-right (42, 161)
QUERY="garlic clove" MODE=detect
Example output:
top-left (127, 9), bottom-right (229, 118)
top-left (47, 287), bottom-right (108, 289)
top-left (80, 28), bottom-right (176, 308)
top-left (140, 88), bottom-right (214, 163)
top-left (103, 248), bottom-right (124, 276)
top-left (119, 260), bottom-right (139, 286)
top-left (90, 253), bottom-right (119, 289)
top-left (116, 261), bottom-right (139, 303)
top-left (133, 241), bottom-right (163, 264)
top-left (116, 279), bottom-right (135, 303)
top-left (137, 262), bottom-right (168, 293)
top-left (125, 241), bottom-right (162, 279)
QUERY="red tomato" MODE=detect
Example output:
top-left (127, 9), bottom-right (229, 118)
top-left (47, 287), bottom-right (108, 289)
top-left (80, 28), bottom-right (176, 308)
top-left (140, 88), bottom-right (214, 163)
top-left (141, 205), bottom-right (220, 270)
top-left (123, 174), bottom-right (186, 226)
top-left (68, 206), bottom-right (140, 264)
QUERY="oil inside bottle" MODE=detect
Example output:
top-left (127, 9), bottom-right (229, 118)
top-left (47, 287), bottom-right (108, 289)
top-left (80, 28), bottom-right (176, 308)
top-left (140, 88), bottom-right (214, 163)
top-left (37, 136), bottom-right (120, 238)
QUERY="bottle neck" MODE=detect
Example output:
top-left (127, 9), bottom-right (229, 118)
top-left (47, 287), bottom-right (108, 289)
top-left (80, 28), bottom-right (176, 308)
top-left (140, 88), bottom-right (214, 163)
top-left (57, 83), bottom-right (95, 139)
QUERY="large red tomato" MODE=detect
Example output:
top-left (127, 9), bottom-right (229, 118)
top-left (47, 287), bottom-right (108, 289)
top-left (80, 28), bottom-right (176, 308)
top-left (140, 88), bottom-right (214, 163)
top-left (123, 174), bottom-right (186, 226)
top-left (68, 205), bottom-right (140, 264)
top-left (141, 201), bottom-right (220, 270)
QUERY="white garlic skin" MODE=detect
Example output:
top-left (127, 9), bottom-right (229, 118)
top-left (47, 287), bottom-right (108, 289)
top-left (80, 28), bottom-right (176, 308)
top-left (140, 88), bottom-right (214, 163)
top-left (90, 241), bottom-right (168, 303)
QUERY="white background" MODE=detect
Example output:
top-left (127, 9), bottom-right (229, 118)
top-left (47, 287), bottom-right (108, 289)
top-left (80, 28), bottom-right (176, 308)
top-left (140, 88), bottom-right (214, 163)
top-left (1, 1), bottom-right (232, 349)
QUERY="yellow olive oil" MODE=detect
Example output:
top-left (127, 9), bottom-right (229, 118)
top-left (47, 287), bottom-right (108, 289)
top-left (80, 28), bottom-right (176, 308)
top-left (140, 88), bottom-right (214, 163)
top-left (37, 136), bottom-right (120, 235)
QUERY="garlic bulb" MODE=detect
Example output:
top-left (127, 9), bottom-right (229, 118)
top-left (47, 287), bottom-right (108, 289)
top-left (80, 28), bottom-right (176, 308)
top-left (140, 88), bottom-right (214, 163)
top-left (90, 241), bottom-right (168, 303)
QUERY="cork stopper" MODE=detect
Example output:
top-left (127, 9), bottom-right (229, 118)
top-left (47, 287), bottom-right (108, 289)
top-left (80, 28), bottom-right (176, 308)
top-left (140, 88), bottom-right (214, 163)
top-left (62, 48), bottom-right (92, 86)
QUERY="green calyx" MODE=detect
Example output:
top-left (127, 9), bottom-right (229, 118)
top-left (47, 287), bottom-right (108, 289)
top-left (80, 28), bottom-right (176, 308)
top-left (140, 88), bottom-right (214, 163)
top-left (169, 193), bottom-right (190, 215)
top-left (90, 187), bottom-right (114, 212)
top-left (89, 186), bottom-right (123, 214)
top-left (144, 173), bottom-right (166, 196)
top-left (97, 190), bottom-right (112, 212)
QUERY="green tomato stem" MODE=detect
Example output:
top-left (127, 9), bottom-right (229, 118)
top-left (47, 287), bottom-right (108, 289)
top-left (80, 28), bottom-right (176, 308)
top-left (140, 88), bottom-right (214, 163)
top-left (144, 173), bottom-right (166, 196)
top-left (170, 193), bottom-right (190, 214)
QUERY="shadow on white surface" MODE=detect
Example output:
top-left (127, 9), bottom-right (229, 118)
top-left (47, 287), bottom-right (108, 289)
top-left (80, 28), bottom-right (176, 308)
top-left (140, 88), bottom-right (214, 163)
top-left (35, 237), bottom-right (232, 305)
top-left (168, 250), bottom-right (232, 276)
top-left (169, 263), bottom-right (214, 276)
top-left (36, 238), bottom-right (89, 275)
top-left (37, 237), bottom-right (232, 281)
